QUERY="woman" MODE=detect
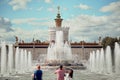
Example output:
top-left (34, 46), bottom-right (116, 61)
top-left (55, 65), bottom-right (65, 80)
top-left (65, 69), bottom-right (73, 80)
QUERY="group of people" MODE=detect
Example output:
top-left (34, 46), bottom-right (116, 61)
top-left (32, 64), bottom-right (73, 80)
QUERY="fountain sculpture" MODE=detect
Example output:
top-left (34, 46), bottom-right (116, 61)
top-left (47, 31), bottom-right (73, 64)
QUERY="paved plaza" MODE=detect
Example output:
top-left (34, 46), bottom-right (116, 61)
top-left (0, 69), bottom-right (120, 80)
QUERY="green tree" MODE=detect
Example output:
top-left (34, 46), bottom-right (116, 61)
top-left (102, 36), bottom-right (119, 50)
top-left (102, 36), bottom-right (120, 65)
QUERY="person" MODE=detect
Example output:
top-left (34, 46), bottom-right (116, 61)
top-left (64, 70), bottom-right (69, 80)
top-left (69, 69), bottom-right (73, 80)
top-left (64, 69), bottom-right (73, 80)
top-left (55, 65), bottom-right (65, 80)
top-left (32, 64), bottom-right (43, 80)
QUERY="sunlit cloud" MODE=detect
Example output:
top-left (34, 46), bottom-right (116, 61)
top-left (8, 0), bottom-right (32, 10)
top-left (44, 0), bottom-right (52, 3)
top-left (74, 4), bottom-right (91, 10)
top-left (63, 13), bottom-right (120, 41)
top-left (47, 7), bottom-right (55, 12)
top-left (0, 17), bottom-right (13, 32)
top-left (12, 18), bottom-right (54, 27)
top-left (100, 1), bottom-right (120, 14)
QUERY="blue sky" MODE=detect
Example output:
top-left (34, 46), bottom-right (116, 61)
top-left (0, 0), bottom-right (120, 42)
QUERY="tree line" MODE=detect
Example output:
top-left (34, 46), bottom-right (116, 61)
top-left (102, 36), bottom-right (120, 51)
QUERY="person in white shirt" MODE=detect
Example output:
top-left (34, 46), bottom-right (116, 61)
top-left (64, 69), bottom-right (73, 80)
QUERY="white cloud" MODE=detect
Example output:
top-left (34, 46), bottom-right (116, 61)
top-left (12, 28), bottom-right (48, 42)
top-left (8, 0), bottom-right (31, 10)
top-left (75, 4), bottom-right (91, 10)
top-left (1, 12), bottom-right (120, 42)
top-left (44, 0), bottom-right (52, 3)
top-left (63, 1), bottom-right (120, 42)
top-left (12, 17), bottom-right (54, 27)
top-left (12, 18), bottom-right (37, 24)
top-left (1, 1), bottom-right (120, 42)
top-left (100, 1), bottom-right (120, 12)
top-left (100, 1), bottom-right (120, 15)
top-left (47, 7), bottom-right (55, 12)
top-left (0, 17), bottom-right (13, 32)
top-left (36, 7), bottom-right (43, 11)
top-left (12, 12), bottom-right (120, 42)
top-left (63, 14), bottom-right (120, 42)
top-left (47, 6), bottom-right (66, 13)
top-left (0, 27), bottom-right (48, 42)
top-left (0, 17), bottom-right (14, 41)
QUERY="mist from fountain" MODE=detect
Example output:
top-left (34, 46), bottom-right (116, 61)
top-left (28, 51), bottom-right (32, 71)
top-left (114, 42), bottom-right (120, 73)
top-left (15, 47), bottom-right (20, 73)
top-left (88, 42), bottom-right (120, 74)
top-left (96, 50), bottom-right (100, 72)
top-left (0, 41), bottom-right (7, 75)
top-left (89, 46), bottom-right (112, 74)
top-left (47, 31), bottom-right (73, 64)
top-left (8, 44), bottom-right (14, 74)
top-left (0, 41), bottom-right (33, 76)
top-left (99, 48), bottom-right (105, 73)
top-left (20, 49), bottom-right (24, 73)
top-left (15, 48), bottom-right (32, 73)
top-left (89, 51), bottom-right (96, 72)
top-left (105, 46), bottom-right (113, 73)
top-left (24, 50), bottom-right (28, 71)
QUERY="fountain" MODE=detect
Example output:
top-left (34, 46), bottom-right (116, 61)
top-left (47, 31), bottom-right (73, 65)
top-left (15, 47), bottom-right (20, 73)
top-left (0, 41), bottom-right (7, 75)
top-left (0, 41), bottom-right (33, 75)
top-left (99, 48), bottom-right (105, 73)
top-left (8, 44), bottom-right (14, 74)
top-left (96, 50), bottom-right (100, 72)
top-left (15, 47), bottom-right (32, 73)
top-left (114, 42), bottom-right (120, 73)
top-left (105, 46), bottom-right (113, 73)
top-left (89, 47), bottom-right (113, 74)
top-left (90, 51), bottom-right (96, 72)
top-left (88, 42), bottom-right (120, 74)
top-left (24, 50), bottom-right (28, 72)
top-left (28, 51), bottom-right (32, 71)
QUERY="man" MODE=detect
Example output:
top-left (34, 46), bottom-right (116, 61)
top-left (55, 65), bottom-right (65, 80)
top-left (32, 65), bottom-right (43, 80)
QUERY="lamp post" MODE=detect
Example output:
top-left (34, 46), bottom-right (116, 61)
top-left (82, 41), bottom-right (85, 60)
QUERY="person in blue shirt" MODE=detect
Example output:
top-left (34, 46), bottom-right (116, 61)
top-left (32, 65), bottom-right (43, 80)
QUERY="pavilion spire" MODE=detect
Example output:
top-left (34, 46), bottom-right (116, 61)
top-left (55, 6), bottom-right (63, 27)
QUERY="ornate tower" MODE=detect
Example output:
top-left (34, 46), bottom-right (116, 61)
top-left (55, 6), bottom-right (63, 27)
top-left (49, 6), bottom-right (69, 42)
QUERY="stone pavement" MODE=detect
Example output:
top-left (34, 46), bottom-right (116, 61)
top-left (0, 70), bottom-right (120, 80)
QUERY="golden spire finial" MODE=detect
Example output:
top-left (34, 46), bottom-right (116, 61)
top-left (57, 6), bottom-right (60, 14)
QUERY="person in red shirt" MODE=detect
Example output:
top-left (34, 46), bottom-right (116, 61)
top-left (55, 65), bottom-right (65, 80)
